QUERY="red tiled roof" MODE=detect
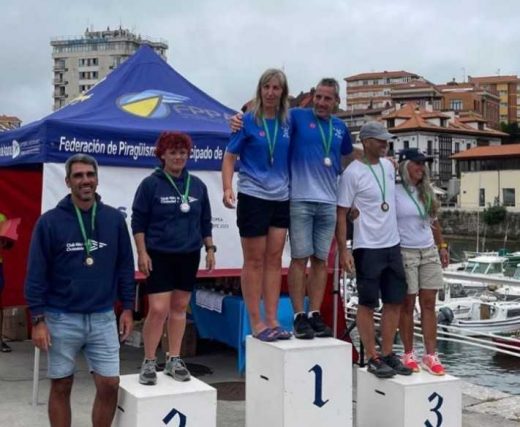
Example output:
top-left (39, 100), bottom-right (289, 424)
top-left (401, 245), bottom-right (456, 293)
top-left (468, 75), bottom-right (520, 84)
top-left (345, 70), bottom-right (419, 82)
top-left (452, 144), bottom-right (520, 159)
top-left (0, 115), bottom-right (21, 122)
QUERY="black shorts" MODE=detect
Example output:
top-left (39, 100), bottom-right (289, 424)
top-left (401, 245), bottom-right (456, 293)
top-left (353, 245), bottom-right (407, 308)
top-left (236, 193), bottom-right (290, 238)
top-left (145, 250), bottom-right (201, 294)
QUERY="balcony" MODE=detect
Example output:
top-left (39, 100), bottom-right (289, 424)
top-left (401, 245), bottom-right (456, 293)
top-left (53, 78), bottom-right (68, 86)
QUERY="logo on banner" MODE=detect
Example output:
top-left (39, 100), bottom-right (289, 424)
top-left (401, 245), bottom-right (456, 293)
top-left (117, 90), bottom-right (190, 118)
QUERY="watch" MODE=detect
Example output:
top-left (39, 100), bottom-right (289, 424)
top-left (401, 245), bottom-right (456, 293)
top-left (31, 314), bottom-right (45, 326)
top-left (205, 245), bottom-right (217, 253)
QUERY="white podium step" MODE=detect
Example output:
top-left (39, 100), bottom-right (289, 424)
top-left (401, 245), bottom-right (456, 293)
top-left (114, 373), bottom-right (216, 427)
top-left (246, 336), bottom-right (352, 427)
top-left (357, 367), bottom-right (461, 427)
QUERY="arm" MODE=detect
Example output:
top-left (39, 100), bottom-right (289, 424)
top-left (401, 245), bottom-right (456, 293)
top-left (336, 206), bottom-right (355, 273)
top-left (134, 232), bottom-right (152, 277)
top-left (222, 152), bottom-right (238, 208)
top-left (117, 218), bottom-right (136, 341)
top-left (131, 180), bottom-right (153, 276)
top-left (24, 218), bottom-right (52, 351)
top-left (229, 112), bottom-right (244, 133)
top-left (431, 218), bottom-right (449, 268)
top-left (200, 183), bottom-right (215, 271)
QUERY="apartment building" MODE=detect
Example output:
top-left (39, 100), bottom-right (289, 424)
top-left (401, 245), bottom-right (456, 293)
top-left (51, 27), bottom-right (168, 110)
top-left (468, 75), bottom-right (520, 124)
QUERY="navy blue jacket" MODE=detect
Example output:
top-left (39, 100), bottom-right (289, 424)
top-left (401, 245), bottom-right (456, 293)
top-left (131, 168), bottom-right (212, 253)
top-left (25, 195), bottom-right (135, 316)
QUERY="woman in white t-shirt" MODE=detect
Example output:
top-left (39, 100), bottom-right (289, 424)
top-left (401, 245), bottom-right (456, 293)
top-left (395, 149), bottom-right (449, 376)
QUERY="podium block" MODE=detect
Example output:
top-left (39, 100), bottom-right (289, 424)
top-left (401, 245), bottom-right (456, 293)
top-left (357, 367), bottom-right (461, 427)
top-left (114, 374), bottom-right (216, 427)
top-left (246, 336), bottom-right (352, 427)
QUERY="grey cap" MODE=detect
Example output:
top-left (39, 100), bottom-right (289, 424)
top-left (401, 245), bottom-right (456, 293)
top-left (359, 121), bottom-right (395, 141)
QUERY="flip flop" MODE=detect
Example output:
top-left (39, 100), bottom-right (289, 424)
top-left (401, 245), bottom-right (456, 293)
top-left (272, 326), bottom-right (292, 340)
top-left (253, 328), bottom-right (278, 342)
top-left (1, 342), bottom-right (11, 353)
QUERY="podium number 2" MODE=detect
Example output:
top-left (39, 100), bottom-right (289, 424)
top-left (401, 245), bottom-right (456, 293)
top-left (425, 392), bottom-right (444, 427)
top-left (308, 364), bottom-right (329, 408)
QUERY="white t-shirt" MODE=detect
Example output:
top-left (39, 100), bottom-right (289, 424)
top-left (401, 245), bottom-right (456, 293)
top-left (337, 158), bottom-right (400, 250)
top-left (395, 184), bottom-right (435, 248)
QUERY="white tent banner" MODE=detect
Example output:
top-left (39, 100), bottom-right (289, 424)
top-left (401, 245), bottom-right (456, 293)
top-left (42, 163), bottom-right (291, 270)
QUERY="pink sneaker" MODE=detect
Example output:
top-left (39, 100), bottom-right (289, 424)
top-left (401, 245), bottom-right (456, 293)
top-left (401, 351), bottom-right (420, 373)
top-left (422, 353), bottom-right (445, 376)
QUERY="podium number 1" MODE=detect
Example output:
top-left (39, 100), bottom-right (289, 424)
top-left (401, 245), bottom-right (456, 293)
top-left (308, 364), bottom-right (329, 408)
top-left (425, 392), bottom-right (443, 427)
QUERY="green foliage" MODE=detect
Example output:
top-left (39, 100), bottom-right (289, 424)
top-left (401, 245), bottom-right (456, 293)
top-left (483, 205), bottom-right (507, 226)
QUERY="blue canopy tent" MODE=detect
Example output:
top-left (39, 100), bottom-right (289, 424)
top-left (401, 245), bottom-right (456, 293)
top-left (0, 45), bottom-right (237, 307)
top-left (0, 44), bottom-right (235, 170)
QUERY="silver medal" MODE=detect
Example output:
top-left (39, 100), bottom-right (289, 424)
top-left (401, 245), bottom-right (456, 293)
top-left (323, 157), bottom-right (332, 167)
top-left (85, 256), bottom-right (94, 267)
top-left (180, 202), bottom-right (191, 213)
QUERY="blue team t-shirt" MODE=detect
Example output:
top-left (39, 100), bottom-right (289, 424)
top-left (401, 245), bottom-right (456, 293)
top-left (226, 112), bottom-right (290, 201)
top-left (289, 108), bottom-right (353, 204)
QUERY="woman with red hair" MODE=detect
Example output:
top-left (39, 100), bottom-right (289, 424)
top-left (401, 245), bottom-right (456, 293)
top-left (132, 132), bottom-right (215, 385)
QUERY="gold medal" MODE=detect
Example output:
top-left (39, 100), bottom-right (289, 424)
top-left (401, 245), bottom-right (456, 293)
top-left (85, 256), bottom-right (94, 266)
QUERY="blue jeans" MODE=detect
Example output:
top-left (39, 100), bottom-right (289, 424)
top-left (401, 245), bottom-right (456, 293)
top-left (289, 201), bottom-right (337, 260)
top-left (45, 311), bottom-right (120, 378)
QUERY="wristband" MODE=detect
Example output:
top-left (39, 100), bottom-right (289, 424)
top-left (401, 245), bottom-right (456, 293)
top-left (438, 242), bottom-right (448, 250)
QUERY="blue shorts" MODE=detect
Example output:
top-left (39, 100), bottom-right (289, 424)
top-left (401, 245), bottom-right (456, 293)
top-left (289, 201), bottom-right (336, 261)
top-left (45, 311), bottom-right (120, 379)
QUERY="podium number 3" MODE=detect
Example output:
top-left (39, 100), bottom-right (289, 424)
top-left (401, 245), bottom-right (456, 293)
top-left (163, 408), bottom-right (187, 426)
top-left (425, 392), bottom-right (444, 427)
top-left (308, 364), bottom-right (329, 408)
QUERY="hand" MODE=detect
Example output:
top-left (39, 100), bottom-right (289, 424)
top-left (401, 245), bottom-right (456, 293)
top-left (223, 188), bottom-right (236, 209)
top-left (229, 113), bottom-right (244, 133)
top-left (206, 251), bottom-right (215, 271)
top-left (32, 322), bottom-right (51, 351)
top-left (118, 309), bottom-right (133, 342)
top-left (137, 251), bottom-right (152, 277)
top-left (439, 248), bottom-right (449, 268)
top-left (339, 249), bottom-right (355, 274)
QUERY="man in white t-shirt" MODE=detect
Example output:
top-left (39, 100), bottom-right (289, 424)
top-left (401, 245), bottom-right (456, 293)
top-left (336, 121), bottom-right (412, 378)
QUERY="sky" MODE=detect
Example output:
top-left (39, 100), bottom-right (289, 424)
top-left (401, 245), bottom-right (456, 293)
top-left (1, 0), bottom-right (519, 124)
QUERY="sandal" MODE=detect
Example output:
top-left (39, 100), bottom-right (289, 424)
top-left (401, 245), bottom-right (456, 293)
top-left (272, 326), bottom-right (292, 340)
top-left (253, 328), bottom-right (278, 342)
top-left (1, 342), bottom-right (11, 353)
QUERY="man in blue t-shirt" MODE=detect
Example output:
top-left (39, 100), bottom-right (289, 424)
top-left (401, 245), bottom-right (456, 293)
top-left (287, 78), bottom-right (354, 339)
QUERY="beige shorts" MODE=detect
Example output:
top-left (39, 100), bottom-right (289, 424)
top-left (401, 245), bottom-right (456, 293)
top-left (400, 246), bottom-right (443, 294)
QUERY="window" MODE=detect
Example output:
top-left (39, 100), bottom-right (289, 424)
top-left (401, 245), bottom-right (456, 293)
top-left (503, 188), bottom-right (515, 207)
top-left (427, 140), bottom-right (433, 155)
top-left (455, 143), bottom-right (460, 153)
top-left (466, 143), bottom-right (471, 150)
top-left (403, 140), bottom-right (409, 149)
top-left (479, 188), bottom-right (485, 207)
top-left (450, 100), bottom-right (463, 110)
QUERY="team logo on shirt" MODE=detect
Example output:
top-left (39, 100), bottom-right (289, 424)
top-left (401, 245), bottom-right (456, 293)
top-left (259, 131), bottom-right (266, 137)
top-left (160, 196), bottom-right (199, 204)
top-left (66, 241), bottom-right (107, 252)
top-left (334, 128), bottom-right (344, 139)
top-left (309, 122), bottom-right (316, 129)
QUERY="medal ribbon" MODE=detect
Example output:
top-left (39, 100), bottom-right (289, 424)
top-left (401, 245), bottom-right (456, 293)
top-left (403, 185), bottom-right (431, 220)
top-left (74, 202), bottom-right (97, 258)
top-left (314, 113), bottom-right (333, 159)
top-left (364, 158), bottom-right (386, 206)
top-left (261, 116), bottom-right (279, 165)
top-left (162, 168), bottom-right (191, 204)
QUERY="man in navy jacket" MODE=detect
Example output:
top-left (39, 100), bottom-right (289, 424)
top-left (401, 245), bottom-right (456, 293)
top-left (25, 154), bottom-right (135, 427)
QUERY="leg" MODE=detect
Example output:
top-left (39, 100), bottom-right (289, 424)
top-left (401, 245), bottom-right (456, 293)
top-left (419, 289), bottom-right (438, 354)
top-left (307, 256), bottom-right (328, 312)
top-left (262, 227), bottom-right (287, 328)
top-left (356, 305), bottom-right (377, 359)
top-left (288, 257), bottom-right (308, 313)
top-left (143, 292), bottom-right (171, 360)
top-left (399, 294), bottom-right (417, 354)
top-left (167, 290), bottom-right (192, 356)
top-left (48, 376), bottom-right (73, 427)
top-left (380, 303), bottom-right (402, 356)
top-left (240, 236), bottom-right (268, 334)
top-left (92, 374), bottom-right (119, 427)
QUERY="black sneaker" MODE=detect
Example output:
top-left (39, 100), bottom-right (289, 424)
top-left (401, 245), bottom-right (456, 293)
top-left (139, 359), bottom-right (157, 385)
top-left (308, 312), bottom-right (333, 337)
top-left (367, 356), bottom-right (395, 378)
top-left (382, 353), bottom-right (413, 376)
top-left (293, 313), bottom-right (315, 339)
